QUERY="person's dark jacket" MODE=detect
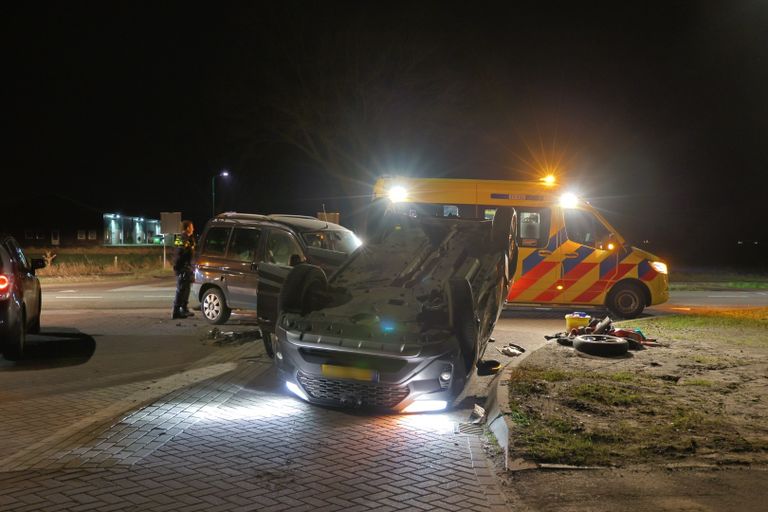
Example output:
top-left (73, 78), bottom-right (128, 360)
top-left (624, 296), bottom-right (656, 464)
top-left (173, 233), bottom-right (196, 280)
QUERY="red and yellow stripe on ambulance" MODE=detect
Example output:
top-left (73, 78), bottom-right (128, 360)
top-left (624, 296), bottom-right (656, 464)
top-left (372, 176), bottom-right (669, 318)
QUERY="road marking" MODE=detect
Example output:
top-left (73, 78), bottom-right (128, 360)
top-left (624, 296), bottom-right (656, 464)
top-left (706, 294), bottom-right (751, 298)
top-left (58, 290), bottom-right (78, 293)
top-left (108, 285), bottom-right (175, 292)
top-left (670, 307), bottom-right (692, 311)
top-left (53, 296), bottom-right (103, 299)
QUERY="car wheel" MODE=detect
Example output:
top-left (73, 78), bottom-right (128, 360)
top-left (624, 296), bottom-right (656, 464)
top-left (201, 288), bottom-right (231, 324)
top-left (448, 278), bottom-right (478, 376)
top-left (573, 334), bottom-right (628, 357)
top-left (262, 331), bottom-right (276, 359)
top-left (2, 315), bottom-right (25, 360)
top-left (491, 206), bottom-right (515, 255)
top-left (28, 289), bottom-right (41, 334)
top-left (361, 197), bottom-right (396, 244)
top-left (607, 281), bottom-right (645, 319)
top-left (280, 264), bottom-right (328, 315)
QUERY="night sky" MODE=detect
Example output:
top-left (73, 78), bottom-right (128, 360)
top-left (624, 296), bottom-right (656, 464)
top-left (5, 2), bottom-right (767, 267)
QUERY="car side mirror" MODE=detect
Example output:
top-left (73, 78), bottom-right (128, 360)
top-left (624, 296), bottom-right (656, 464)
top-left (289, 254), bottom-right (306, 267)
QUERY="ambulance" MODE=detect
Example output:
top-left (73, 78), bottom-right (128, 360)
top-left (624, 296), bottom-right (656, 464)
top-left (372, 176), bottom-right (669, 318)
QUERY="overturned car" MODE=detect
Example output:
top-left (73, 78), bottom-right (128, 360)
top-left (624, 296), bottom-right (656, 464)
top-left (257, 200), bottom-right (517, 413)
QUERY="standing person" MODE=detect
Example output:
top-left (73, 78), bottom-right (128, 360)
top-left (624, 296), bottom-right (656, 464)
top-left (171, 220), bottom-right (196, 319)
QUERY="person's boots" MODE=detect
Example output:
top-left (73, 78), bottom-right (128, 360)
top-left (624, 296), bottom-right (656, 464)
top-left (181, 308), bottom-right (195, 318)
top-left (171, 307), bottom-right (186, 319)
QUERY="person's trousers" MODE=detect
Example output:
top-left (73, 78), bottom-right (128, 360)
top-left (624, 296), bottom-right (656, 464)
top-left (173, 276), bottom-right (192, 311)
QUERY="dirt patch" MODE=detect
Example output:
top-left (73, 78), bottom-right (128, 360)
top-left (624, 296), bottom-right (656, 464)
top-left (486, 313), bottom-right (768, 511)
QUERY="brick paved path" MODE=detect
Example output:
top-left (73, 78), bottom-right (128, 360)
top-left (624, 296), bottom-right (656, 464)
top-left (1, 318), bottom-right (511, 511)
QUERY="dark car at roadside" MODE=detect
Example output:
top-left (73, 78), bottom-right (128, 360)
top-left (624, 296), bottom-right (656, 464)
top-left (0, 233), bottom-right (46, 360)
top-left (192, 212), bottom-right (361, 325)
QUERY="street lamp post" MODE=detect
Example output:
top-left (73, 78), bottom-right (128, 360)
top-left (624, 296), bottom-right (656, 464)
top-left (211, 170), bottom-right (230, 218)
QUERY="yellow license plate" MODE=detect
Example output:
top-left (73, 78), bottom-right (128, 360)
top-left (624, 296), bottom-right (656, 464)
top-left (321, 364), bottom-right (378, 382)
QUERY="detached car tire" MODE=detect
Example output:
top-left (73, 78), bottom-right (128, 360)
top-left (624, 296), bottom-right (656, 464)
top-left (280, 264), bottom-right (328, 315)
top-left (491, 206), bottom-right (515, 255)
top-left (201, 287), bottom-right (232, 325)
top-left (573, 334), bottom-right (628, 357)
top-left (607, 281), bottom-right (645, 319)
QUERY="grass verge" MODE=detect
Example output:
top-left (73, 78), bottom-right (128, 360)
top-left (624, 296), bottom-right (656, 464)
top-left (506, 308), bottom-right (768, 467)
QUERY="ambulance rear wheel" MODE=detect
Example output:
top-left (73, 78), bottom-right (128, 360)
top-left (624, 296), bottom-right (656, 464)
top-left (607, 282), bottom-right (645, 319)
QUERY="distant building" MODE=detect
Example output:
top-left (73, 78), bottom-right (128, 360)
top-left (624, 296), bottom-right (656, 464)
top-left (0, 194), bottom-right (162, 248)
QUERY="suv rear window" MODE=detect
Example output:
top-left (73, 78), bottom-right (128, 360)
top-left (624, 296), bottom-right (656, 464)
top-left (201, 227), bottom-right (230, 257)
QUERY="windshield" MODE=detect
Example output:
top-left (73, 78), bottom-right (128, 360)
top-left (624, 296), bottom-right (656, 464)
top-left (302, 230), bottom-right (362, 253)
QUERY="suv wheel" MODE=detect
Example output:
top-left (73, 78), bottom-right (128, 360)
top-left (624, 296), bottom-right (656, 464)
top-left (201, 288), bottom-right (231, 324)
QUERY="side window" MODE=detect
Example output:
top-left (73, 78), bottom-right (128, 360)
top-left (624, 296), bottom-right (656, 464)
top-left (563, 209), bottom-right (611, 248)
top-left (227, 228), bottom-right (261, 262)
top-left (200, 227), bottom-right (230, 257)
top-left (516, 208), bottom-right (551, 248)
top-left (266, 230), bottom-right (303, 266)
top-left (8, 240), bottom-right (29, 270)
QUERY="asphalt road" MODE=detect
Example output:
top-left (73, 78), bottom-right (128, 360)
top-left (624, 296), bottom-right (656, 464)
top-left (41, 277), bottom-right (768, 312)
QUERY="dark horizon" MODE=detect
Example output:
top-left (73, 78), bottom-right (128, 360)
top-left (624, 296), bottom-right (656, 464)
top-left (5, 2), bottom-right (767, 268)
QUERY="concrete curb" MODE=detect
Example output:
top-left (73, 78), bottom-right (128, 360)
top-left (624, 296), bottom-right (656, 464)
top-left (484, 343), bottom-right (544, 470)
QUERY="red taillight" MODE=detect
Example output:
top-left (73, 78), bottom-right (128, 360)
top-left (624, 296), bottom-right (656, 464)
top-left (0, 274), bottom-right (9, 294)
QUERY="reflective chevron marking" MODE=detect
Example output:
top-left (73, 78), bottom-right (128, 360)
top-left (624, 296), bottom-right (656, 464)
top-left (533, 261), bottom-right (598, 302)
top-left (508, 261), bottom-right (558, 300)
top-left (573, 263), bottom-right (635, 303)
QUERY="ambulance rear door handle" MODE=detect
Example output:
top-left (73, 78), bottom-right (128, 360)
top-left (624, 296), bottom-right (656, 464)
top-left (538, 250), bottom-right (552, 256)
top-left (564, 252), bottom-right (579, 259)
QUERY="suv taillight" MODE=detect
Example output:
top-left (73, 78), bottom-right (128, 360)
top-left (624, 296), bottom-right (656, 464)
top-left (0, 274), bottom-right (10, 299)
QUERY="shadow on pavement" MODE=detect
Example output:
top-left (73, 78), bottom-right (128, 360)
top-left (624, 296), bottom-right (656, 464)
top-left (2, 328), bottom-right (96, 369)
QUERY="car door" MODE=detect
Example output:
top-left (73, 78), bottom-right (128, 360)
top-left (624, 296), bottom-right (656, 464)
top-left (559, 207), bottom-right (619, 304)
top-left (5, 238), bottom-right (40, 318)
top-left (221, 227), bottom-right (263, 308)
top-left (257, 228), bottom-right (304, 332)
top-left (256, 262), bottom-right (291, 334)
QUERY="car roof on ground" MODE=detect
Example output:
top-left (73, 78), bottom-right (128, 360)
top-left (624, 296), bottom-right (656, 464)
top-left (210, 212), bottom-right (349, 232)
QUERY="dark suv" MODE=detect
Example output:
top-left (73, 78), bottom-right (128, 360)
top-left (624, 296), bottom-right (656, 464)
top-left (192, 213), bottom-right (360, 324)
top-left (1, 233), bottom-right (46, 359)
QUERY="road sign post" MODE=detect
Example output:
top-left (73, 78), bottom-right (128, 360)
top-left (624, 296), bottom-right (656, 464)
top-left (160, 212), bottom-right (182, 270)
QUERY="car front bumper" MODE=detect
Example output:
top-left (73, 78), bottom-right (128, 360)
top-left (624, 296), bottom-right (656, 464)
top-left (273, 324), bottom-right (466, 412)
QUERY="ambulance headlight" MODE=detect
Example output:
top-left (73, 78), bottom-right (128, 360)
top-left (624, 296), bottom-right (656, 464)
top-left (559, 193), bottom-right (579, 208)
top-left (650, 261), bottom-right (668, 274)
top-left (388, 185), bottom-right (409, 203)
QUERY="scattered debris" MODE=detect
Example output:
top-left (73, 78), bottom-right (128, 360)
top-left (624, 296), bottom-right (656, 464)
top-left (204, 328), bottom-right (261, 346)
top-left (498, 343), bottom-right (526, 357)
top-left (545, 313), bottom-right (662, 356)
top-left (469, 404), bottom-right (487, 424)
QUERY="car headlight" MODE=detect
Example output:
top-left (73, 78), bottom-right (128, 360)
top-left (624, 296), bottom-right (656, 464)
top-left (650, 261), bottom-right (668, 275)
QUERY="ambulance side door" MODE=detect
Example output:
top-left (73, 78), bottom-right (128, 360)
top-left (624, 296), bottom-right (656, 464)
top-left (505, 207), bottom-right (557, 302)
